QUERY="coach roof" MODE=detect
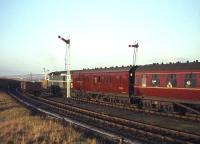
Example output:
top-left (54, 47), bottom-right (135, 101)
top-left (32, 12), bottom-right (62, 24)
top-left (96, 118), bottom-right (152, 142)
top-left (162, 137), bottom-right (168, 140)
top-left (136, 61), bottom-right (200, 72)
top-left (49, 65), bottom-right (132, 76)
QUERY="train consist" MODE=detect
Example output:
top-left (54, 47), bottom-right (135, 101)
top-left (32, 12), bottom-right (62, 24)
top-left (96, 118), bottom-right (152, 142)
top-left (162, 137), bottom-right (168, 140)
top-left (49, 61), bottom-right (200, 113)
top-left (0, 79), bottom-right (41, 96)
top-left (0, 78), bottom-right (20, 90)
top-left (20, 81), bottom-right (42, 96)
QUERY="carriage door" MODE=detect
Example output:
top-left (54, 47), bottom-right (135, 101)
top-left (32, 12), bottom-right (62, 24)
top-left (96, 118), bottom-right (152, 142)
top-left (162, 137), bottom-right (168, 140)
top-left (129, 66), bottom-right (138, 97)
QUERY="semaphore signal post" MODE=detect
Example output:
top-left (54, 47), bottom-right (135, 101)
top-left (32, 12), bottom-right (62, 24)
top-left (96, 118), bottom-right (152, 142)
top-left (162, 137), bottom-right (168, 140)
top-left (58, 35), bottom-right (71, 98)
top-left (128, 41), bottom-right (139, 66)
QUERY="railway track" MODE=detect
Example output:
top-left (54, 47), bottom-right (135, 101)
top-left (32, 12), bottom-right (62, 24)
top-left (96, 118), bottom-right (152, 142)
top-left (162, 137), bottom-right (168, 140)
top-left (70, 97), bottom-right (200, 122)
top-left (42, 91), bottom-right (200, 121)
top-left (10, 89), bottom-right (200, 144)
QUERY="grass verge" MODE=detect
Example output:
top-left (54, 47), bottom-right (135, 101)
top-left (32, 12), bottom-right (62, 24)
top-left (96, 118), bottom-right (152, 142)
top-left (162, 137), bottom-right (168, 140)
top-left (0, 91), bottom-right (96, 144)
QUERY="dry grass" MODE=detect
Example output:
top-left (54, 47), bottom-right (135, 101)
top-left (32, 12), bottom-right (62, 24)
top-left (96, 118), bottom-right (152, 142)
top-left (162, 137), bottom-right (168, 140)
top-left (0, 91), bottom-right (97, 144)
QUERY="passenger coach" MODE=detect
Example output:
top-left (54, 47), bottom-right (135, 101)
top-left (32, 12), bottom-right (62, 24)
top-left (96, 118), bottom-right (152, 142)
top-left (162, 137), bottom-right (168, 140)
top-left (130, 61), bottom-right (200, 112)
top-left (72, 66), bottom-right (131, 103)
top-left (48, 61), bottom-right (200, 113)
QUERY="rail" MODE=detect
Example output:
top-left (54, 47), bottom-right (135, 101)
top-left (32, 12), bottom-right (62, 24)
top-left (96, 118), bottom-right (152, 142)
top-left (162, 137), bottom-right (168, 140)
top-left (70, 97), bottom-right (200, 122)
top-left (10, 89), bottom-right (200, 144)
top-left (8, 89), bottom-right (133, 144)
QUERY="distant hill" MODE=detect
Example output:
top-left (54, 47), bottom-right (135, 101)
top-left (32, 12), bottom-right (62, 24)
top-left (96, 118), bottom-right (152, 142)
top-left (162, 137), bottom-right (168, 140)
top-left (0, 74), bottom-right (44, 82)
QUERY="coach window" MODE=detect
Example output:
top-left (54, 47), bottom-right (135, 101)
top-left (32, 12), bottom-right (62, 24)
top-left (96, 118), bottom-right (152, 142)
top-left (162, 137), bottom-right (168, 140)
top-left (167, 74), bottom-right (176, 88)
top-left (142, 74), bottom-right (147, 87)
top-left (185, 73), bottom-right (196, 88)
top-left (94, 77), bottom-right (97, 84)
top-left (135, 75), bottom-right (140, 86)
top-left (152, 74), bottom-right (160, 87)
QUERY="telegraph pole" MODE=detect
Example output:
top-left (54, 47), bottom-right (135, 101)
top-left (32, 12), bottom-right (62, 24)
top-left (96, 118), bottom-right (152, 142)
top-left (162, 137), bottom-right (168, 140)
top-left (43, 68), bottom-right (48, 80)
top-left (43, 68), bottom-right (49, 88)
top-left (30, 72), bottom-right (32, 81)
top-left (128, 41), bottom-right (139, 66)
top-left (58, 35), bottom-right (71, 98)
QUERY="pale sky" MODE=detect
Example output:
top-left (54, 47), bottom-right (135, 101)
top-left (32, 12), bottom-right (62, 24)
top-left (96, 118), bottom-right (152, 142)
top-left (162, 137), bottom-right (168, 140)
top-left (1, 0), bottom-right (200, 75)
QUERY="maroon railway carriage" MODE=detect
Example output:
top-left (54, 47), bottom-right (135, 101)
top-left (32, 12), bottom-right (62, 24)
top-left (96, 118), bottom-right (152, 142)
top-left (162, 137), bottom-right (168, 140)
top-left (50, 61), bottom-right (200, 113)
top-left (72, 66), bottom-right (131, 103)
top-left (72, 61), bottom-right (200, 113)
top-left (130, 61), bottom-right (200, 112)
